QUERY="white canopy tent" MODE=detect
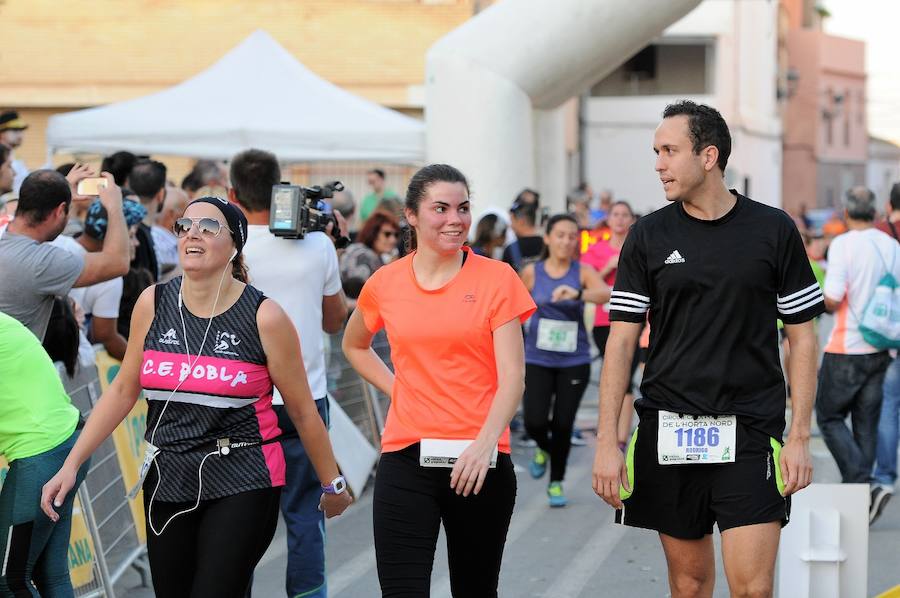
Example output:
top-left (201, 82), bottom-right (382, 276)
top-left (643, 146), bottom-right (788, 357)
top-left (46, 30), bottom-right (425, 162)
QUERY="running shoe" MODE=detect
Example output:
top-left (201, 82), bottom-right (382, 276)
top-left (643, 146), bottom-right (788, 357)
top-left (529, 448), bottom-right (548, 479)
top-left (518, 433), bottom-right (538, 448)
top-left (547, 481), bottom-right (567, 507)
top-left (870, 485), bottom-right (894, 525)
top-left (570, 428), bottom-right (587, 446)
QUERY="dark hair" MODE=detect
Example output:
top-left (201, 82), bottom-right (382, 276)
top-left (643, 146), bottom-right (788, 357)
top-left (16, 169), bottom-right (72, 225)
top-left (662, 100), bottom-right (732, 172)
top-left (473, 213), bottom-right (503, 249)
top-left (42, 297), bottom-right (80, 378)
top-left (232, 252), bottom-right (248, 283)
top-left (181, 171), bottom-right (203, 193)
top-left (118, 268), bottom-right (154, 339)
top-left (539, 213), bottom-right (579, 261)
top-left (511, 201), bottom-right (538, 227)
top-left (357, 210), bottom-right (399, 250)
top-left (890, 182), bottom-right (900, 212)
top-left (230, 149), bottom-right (281, 212)
top-left (368, 168), bottom-right (385, 180)
top-left (55, 162), bottom-right (75, 176)
top-left (128, 159), bottom-right (167, 201)
top-left (844, 186), bottom-right (877, 221)
top-left (403, 164), bottom-right (470, 252)
top-left (515, 188), bottom-right (540, 207)
top-left (0, 144), bottom-right (9, 166)
top-left (101, 151), bottom-right (137, 186)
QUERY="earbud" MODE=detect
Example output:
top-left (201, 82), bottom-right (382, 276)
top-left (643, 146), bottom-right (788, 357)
top-left (230, 249), bottom-right (238, 261)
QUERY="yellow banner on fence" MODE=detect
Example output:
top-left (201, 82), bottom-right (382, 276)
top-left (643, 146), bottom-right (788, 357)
top-left (68, 496), bottom-right (97, 588)
top-left (94, 350), bottom-right (149, 544)
top-left (0, 459), bottom-right (95, 588)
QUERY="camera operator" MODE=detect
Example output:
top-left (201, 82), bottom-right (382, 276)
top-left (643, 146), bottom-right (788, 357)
top-left (228, 149), bottom-right (348, 598)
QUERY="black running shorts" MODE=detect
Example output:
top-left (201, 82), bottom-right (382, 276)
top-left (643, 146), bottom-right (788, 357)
top-left (615, 409), bottom-right (790, 539)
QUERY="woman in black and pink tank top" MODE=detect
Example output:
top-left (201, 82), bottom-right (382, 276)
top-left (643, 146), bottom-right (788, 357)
top-left (43, 197), bottom-right (352, 597)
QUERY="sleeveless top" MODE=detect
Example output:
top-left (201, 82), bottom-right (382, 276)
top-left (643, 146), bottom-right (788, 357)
top-left (140, 277), bottom-right (285, 502)
top-left (525, 261), bottom-right (591, 368)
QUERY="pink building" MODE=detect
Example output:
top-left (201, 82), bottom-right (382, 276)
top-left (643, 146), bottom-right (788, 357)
top-left (782, 3), bottom-right (867, 216)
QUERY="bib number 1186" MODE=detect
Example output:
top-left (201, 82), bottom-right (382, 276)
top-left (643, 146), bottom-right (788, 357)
top-left (674, 426), bottom-right (720, 448)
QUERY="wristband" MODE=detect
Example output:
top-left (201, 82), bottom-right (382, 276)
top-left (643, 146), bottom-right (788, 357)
top-left (576, 288), bottom-right (583, 301)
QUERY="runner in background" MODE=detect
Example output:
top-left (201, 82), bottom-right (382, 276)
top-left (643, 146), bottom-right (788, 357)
top-left (582, 200), bottom-right (641, 450)
top-left (343, 164), bottom-right (535, 596)
top-left (520, 214), bottom-right (610, 507)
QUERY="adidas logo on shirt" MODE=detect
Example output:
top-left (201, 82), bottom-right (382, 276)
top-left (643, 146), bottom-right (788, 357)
top-left (664, 250), bottom-right (686, 264)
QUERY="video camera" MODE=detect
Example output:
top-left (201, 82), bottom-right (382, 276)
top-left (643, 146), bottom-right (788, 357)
top-left (269, 181), bottom-right (349, 247)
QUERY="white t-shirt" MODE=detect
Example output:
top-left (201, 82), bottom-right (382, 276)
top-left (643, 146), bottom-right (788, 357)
top-left (242, 226), bottom-right (342, 401)
top-left (151, 225), bottom-right (180, 280)
top-left (824, 227), bottom-right (900, 354)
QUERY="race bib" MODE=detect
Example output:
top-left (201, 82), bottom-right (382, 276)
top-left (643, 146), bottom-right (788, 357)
top-left (536, 318), bottom-right (578, 353)
top-left (419, 439), bottom-right (497, 468)
top-left (656, 411), bottom-right (736, 465)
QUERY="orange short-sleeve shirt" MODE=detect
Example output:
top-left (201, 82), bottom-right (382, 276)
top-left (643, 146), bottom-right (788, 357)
top-left (356, 247), bottom-right (536, 454)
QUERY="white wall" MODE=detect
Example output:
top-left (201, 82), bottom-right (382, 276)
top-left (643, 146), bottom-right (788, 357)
top-left (584, 0), bottom-right (783, 214)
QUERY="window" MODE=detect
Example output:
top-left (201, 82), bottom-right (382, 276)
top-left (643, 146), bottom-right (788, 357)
top-left (590, 41), bottom-right (712, 96)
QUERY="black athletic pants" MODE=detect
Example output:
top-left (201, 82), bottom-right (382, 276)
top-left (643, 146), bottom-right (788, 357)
top-left (374, 444), bottom-right (516, 598)
top-left (145, 487), bottom-right (281, 598)
top-left (523, 363), bottom-right (591, 482)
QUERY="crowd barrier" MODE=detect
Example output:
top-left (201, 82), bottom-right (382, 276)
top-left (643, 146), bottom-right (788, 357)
top-left (1, 332), bottom-right (393, 596)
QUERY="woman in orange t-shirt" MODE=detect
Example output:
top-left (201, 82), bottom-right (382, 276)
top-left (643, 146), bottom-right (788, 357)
top-left (343, 164), bottom-right (536, 597)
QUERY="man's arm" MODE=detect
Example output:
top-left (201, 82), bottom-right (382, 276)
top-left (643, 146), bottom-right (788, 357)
top-left (90, 316), bottom-right (128, 361)
top-left (74, 173), bottom-right (129, 287)
top-left (322, 291), bottom-right (349, 334)
top-left (592, 321), bottom-right (642, 508)
top-left (780, 321), bottom-right (816, 495)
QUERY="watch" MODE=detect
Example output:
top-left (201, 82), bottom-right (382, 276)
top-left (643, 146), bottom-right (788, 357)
top-left (321, 475), bottom-right (347, 495)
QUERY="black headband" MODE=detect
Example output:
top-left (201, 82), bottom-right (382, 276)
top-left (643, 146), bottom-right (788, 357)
top-left (187, 196), bottom-right (249, 257)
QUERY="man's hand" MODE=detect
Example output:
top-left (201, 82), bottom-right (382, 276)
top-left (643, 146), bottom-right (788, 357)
top-left (592, 440), bottom-right (628, 509)
top-left (779, 436), bottom-right (812, 495)
top-left (319, 491), bottom-right (353, 518)
top-left (66, 163), bottom-right (98, 203)
top-left (97, 172), bottom-right (123, 212)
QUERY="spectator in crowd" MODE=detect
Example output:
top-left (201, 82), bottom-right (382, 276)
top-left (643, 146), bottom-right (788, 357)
top-left (359, 168), bottom-right (398, 222)
top-left (0, 110), bottom-right (30, 193)
top-left (0, 312), bottom-right (91, 597)
top-left (341, 210), bottom-right (400, 303)
top-left (0, 170), bottom-right (129, 340)
top-left (182, 159), bottom-right (229, 199)
top-left (100, 151), bottom-right (138, 189)
top-left (470, 212), bottom-right (507, 258)
top-left (872, 181), bottom-right (900, 524)
top-left (127, 159), bottom-right (167, 281)
top-left (56, 162), bottom-right (97, 236)
top-left (0, 144), bottom-right (14, 196)
top-left (567, 186), bottom-right (594, 230)
top-left (228, 148), bottom-right (348, 598)
top-left (515, 187), bottom-right (541, 208)
top-left (503, 199), bottom-right (544, 272)
top-left (52, 199), bottom-right (147, 361)
top-left (153, 185), bottom-right (189, 281)
top-left (41, 296), bottom-right (82, 378)
top-left (331, 187), bottom-right (357, 240)
top-left (818, 187), bottom-right (900, 497)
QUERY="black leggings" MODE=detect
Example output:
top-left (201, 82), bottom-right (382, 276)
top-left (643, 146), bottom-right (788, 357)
top-left (374, 444), bottom-right (516, 598)
top-left (523, 362), bottom-right (591, 482)
top-left (592, 325), bottom-right (641, 393)
top-left (145, 487), bottom-right (281, 598)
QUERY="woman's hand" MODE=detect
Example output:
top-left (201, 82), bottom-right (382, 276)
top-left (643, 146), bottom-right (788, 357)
top-left (551, 284), bottom-right (580, 302)
top-left (41, 464), bottom-right (79, 522)
top-left (319, 491), bottom-right (354, 518)
top-left (450, 439), bottom-right (496, 497)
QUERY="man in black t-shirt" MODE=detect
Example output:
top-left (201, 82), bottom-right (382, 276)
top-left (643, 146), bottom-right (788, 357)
top-left (592, 101), bottom-right (823, 597)
top-left (502, 199), bottom-right (543, 272)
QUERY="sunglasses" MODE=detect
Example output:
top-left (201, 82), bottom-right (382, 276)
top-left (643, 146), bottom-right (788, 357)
top-left (380, 229), bottom-right (398, 238)
top-left (173, 217), bottom-right (232, 238)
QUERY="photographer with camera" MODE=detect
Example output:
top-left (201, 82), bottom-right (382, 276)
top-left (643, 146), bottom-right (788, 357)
top-left (228, 149), bottom-right (348, 598)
